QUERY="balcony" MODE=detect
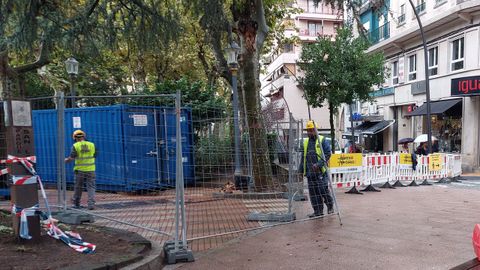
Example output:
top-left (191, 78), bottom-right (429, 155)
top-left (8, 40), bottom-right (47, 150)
top-left (368, 22), bottom-right (390, 45)
top-left (299, 29), bottom-right (323, 37)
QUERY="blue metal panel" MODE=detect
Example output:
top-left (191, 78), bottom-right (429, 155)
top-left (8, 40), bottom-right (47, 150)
top-left (122, 107), bottom-right (159, 190)
top-left (33, 109), bottom-right (60, 182)
top-left (63, 105), bottom-right (126, 189)
top-left (33, 105), bottom-right (127, 189)
top-left (33, 104), bottom-right (194, 191)
top-left (158, 107), bottom-right (195, 187)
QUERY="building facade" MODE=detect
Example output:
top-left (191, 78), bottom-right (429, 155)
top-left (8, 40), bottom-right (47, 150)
top-left (261, 0), bottom-right (343, 135)
top-left (353, 0), bottom-right (480, 171)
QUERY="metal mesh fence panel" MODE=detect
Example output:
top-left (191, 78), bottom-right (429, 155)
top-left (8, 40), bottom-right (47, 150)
top-left (0, 92), bottom-right (342, 257)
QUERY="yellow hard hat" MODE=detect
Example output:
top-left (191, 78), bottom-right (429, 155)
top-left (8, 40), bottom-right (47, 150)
top-left (72, 130), bottom-right (86, 139)
top-left (306, 120), bottom-right (318, 129)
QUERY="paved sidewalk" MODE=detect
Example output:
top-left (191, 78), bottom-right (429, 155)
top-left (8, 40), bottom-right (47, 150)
top-left (168, 185), bottom-right (480, 270)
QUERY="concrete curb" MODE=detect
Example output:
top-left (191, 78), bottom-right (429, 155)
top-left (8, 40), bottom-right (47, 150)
top-left (121, 241), bottom-right (164, 270)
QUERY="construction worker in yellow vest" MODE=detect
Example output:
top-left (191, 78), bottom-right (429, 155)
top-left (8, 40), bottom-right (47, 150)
top-left (298, 120), bottom-right (334, 218)
top-left (65, 130), bottom-right (97, 210)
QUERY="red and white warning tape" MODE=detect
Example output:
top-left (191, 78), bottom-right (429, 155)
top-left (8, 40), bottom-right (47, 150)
top-left (0, 168), bottom-right (10, 176)
top-left (12, 175), bottom-right (38, 185)
top-left (0, 155), bottom-right (36, 164)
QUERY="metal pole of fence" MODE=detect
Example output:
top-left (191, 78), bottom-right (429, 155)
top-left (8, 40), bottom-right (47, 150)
top-left (231, 69), bottom-right (242, 178)
top-left (174, 94), bottom-right (181, 253)
top-left (164, 89), bottom-right (194, 264)
top-left (287, 113), bottom-right (295, 214)
top-left (56, 91), bottom-right (66, 210)
top-left (313, 124), bottom-right (343, 225)
top-left (178, 91), bottom-right (187, 250)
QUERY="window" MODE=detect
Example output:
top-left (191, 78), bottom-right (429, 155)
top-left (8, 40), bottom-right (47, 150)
top-left (283, 43), bottom-right (294, 53)
top-left (392, 61), bottom-right (399, 85)
top-left (307, 0), bottom-right (320, 13)
top-left (415, 0), bottom-right (426, 13)
top-left (408, 54), bottom-right (416, 81)
top-left (451, 37), bottom-right (464, 71)
top-left (435, 0), bottom-right (447, 7)
top-left (398, 4), bottom-right (406, 24)
top-left (308, 21), bottom-right (323, 36)
top-left (428, 47), bottom-right (438, 76)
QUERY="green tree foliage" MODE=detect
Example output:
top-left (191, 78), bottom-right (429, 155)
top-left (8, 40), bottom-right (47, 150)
top-left (0, 0), bottom-right (183, 98)
top-left (299, 27), bottom-right (386, 148)
top-left (132, 78), bottom-right (228, 136)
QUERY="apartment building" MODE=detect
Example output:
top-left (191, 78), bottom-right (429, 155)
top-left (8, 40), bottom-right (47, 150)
top-left (261, 0), bottom-right (343, 136)
top-left (348, 0), bottom-right (480, 170)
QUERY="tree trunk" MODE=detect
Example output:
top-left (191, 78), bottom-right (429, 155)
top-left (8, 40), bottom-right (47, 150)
top-left (239, 44), bottom-right (273, 192)
top-left (329, 101), bottom-right (336, 152)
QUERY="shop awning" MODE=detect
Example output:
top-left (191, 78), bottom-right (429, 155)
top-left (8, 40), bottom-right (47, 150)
top-left (362, 120), bottom-right (395, 135)
top-left (342, 121), bottom-right (376, 139)
top-left (405, 99), bottom-right (462, 116)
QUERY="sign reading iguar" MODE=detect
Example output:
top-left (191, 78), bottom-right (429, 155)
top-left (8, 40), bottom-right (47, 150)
top-left (451, 76), bottom-right (480, 96)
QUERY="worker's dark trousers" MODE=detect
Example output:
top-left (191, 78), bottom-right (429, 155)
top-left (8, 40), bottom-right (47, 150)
top-left (307, 173), bottom-right (333, 214)
top-left (72, 171), bottom-right (96, 207)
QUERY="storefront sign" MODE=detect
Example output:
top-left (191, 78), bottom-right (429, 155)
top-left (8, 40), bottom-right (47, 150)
top-left (451, 76), bottom-right (480, 96)
top-left (399, 153), bottom-right (413, 169)
top-left (370, 87), bottom-right (394, 97)
top-left (398, 57), bottom-right (405, 84)
top-left (411, 80), bottom-right (426, 95)
top-left (330, 153), bottom-right (363, 173)
top-left (429, 153), bottom-right (444, 171)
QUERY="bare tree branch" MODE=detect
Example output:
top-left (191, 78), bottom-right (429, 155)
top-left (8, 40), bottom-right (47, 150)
top-left (255, 0), bottom-right (269, 52)
top-left (86, 0), bottom-right (101, 18)
top-left (13, 40), bottom-right (50, 74)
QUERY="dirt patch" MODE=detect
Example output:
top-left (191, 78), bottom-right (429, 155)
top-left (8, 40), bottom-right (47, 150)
top-left (0, 210), bottom-right (151, 270)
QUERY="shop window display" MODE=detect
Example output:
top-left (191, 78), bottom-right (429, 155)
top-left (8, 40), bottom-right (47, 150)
top-left (431, 116), bottom-right (461, 153)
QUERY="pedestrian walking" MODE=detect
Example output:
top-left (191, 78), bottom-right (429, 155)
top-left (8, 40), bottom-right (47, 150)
top-left (298, 120), bottom-right (334, 218)
top-left (415, 142), bottom-right (428, 156)
top-left (65, 130), bottom-right (97, 210)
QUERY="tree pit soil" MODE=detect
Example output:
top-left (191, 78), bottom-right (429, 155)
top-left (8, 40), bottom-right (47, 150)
top-left (0, 210), bottom-right (152, 270)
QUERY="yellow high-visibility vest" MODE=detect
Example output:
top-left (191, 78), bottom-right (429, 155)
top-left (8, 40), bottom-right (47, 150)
top-left (303, 136), bottom-right (326, 174)
top-left (73, 141), bottom-right (96, 172)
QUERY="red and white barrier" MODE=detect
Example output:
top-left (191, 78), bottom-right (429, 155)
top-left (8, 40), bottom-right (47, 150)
top-left (451, 154), bottom-right (462, 177)
top-left (362, 153), bottom-right (394, 185)
top-left (328, 152), bottom-right (463, 189)
top-left (330, 172), bottom-right (362, 188)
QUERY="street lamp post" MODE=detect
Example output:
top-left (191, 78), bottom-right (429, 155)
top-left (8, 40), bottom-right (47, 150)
top-left (408, 0), bottom-right (432, 153)
top-left (225, 42), bottom-right (242, 177)
top-left (65, 57), bottom-right (79, 108)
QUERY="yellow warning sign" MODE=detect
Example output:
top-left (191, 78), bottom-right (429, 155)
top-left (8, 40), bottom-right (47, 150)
top-left (330, 154), bottom-right (363, 173)
top-left (429, 153), bottom-right (444, 171)
top-left (399, 153), bottom-right (413, 169)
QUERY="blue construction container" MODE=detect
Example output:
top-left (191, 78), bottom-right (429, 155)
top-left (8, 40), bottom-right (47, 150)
top-left (32, 105), bottom-right (194, 192)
